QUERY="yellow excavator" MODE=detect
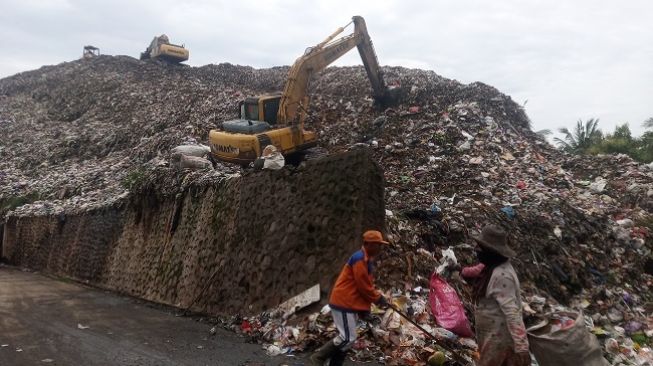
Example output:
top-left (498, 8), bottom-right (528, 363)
top-left (209, 16), bottom-right (394, 165)
top-left (140, 34), bottom-right (189, 63)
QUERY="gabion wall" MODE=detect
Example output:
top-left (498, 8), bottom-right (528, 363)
top-left (2, 149), bottom-right (384, 314)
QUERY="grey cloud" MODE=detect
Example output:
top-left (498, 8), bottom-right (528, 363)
top-left (1, 0), bottom-right (652, 136)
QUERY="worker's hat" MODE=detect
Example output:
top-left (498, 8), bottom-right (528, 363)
top-left (363, 230), bottom-right (390, 245)
top-left (472, 225), bottom-right (516, 258)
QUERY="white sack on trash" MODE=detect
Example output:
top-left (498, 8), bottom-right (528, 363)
top-left (527, 311), bottom-right (609, 366)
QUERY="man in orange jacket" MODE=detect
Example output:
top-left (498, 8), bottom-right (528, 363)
top-left (310, 230), bottom-right (390, 366)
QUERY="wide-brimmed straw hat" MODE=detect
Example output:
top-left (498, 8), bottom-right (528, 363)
top-left (472, 225), bottom-right (516, 258)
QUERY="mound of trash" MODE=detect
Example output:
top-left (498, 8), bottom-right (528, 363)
top-left (1, 55), bottom-right (652, 365)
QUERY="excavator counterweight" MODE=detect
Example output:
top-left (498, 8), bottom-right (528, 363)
top-left (140, 34), bottom-right (189, 63)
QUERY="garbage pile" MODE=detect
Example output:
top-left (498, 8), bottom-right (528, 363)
top-left (217, 288), bottom-right (479, 365)
top-left (1, 55), bottom-right (652, 364)
top-left (355, 96), bottom-right (653, 364)
top-left (0, 56), bottom-right (255, 217)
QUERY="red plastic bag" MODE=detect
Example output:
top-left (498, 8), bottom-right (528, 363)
top-left (429, 272), bottom-right (474, 337)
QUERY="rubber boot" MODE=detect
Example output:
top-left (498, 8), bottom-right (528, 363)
top-left (310, 342), bottom-right (338, 366)
top-left (328, 349), bottom-right (347, 366)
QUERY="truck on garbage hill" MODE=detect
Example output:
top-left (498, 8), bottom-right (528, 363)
top-left (140, 35), bottom-right (189, 63)
top-left (208, 16), bottom-right (396, 165)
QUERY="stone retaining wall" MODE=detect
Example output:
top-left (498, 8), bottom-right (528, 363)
top-left (2, 149), bottom-right (384, 314)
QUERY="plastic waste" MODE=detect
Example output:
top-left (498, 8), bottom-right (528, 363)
top-left (428, 273), bottom-right (473, 337)
top-left (435, 248), bottom-right (457, 275)
top-left (589, 177), bottom-right (607, 193)
top-left (501, 205), bottom-right (516, 219)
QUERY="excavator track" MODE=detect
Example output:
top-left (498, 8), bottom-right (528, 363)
top-left (283, 146), bottom-right (329, 166)
top-left (302, 146), bottom-right (330, 161)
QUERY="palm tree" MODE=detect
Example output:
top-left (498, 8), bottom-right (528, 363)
top-left (644, 117), bottom-right (653, 129)
top-left (535, 129), bottom-right (552, 137)
top-left (554, 118), bottom-right (602, 153)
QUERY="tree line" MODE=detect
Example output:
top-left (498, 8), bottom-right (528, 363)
top-left (538, 118), bottom-right (653, 163)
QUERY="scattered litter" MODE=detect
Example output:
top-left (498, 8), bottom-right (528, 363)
top-left (589, 177), bottom-right (608, 193)
top-left (435, 248), bottom-right (457, 275)
top-left (276, 284), bottom-right (320, 319)
top-left (468, 157), bottom-right (483, 165)
top-left (500, 205), bottom-right (516, 219)
top-left (553, 226), bottom-right (562, 239)
top-left (265, 344), bottom-right (285, 356)
top-left (501, 152), bottom-right (516, 161)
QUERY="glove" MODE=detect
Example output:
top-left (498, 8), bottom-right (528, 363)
top-left (358, 311), bottom-right (373, 321)
top-left (375, 295), bottom-right (389, 309)
top-left (515, 351), bottom-right (531, 366)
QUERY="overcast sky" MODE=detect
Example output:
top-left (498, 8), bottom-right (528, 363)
top-left (1, 0), bottom-right (652, 137)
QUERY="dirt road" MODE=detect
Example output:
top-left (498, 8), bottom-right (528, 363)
top-left (0, 266), bottom-right (324, 365)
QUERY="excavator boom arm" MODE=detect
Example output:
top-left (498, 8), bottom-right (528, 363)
top-left (277, 16), bottom-right (388, 125)
top-left (352, 16), bottom-right (388, 102)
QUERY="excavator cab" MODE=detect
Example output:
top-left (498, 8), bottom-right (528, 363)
top-left (240, 95), bottom-right (281, 124)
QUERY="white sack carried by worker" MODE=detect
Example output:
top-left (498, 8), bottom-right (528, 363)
top-left (171, 144), bottom-right (211, 158)
top-left (527, 311), bottom-right (609, 366)
top-left (262, 145), bottom-right (285, 170)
